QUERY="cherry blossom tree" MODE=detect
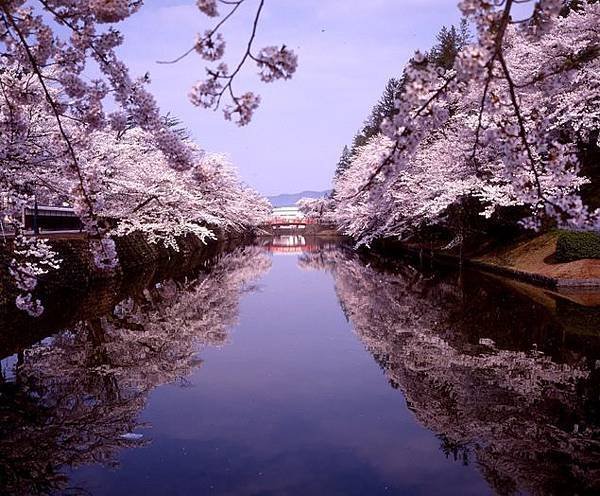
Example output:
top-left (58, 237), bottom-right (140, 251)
top-left (297, 196), bottom-right (336, 225)
top-left (0, 91), bottom-right (269, 315)
top-left (78, 128), bottom-right (271, 249)
top-left (0, 0), bottom-right (292, 314)
top-left (333, 1), bottom-right (600, 245)
top-left (0, 0), bottom-right (296, 166)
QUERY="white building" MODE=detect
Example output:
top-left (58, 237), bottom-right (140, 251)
top-left (271, 206), bottom-right (304, 222)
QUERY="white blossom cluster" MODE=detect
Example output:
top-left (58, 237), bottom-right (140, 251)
top-left (297, 196), bottom-right (336, 224)
top-left (197, 0), bottom-right (219, 18)
top-left (89, 0), bottom-right (139, 23)
top-left (255, 46), bottom-right (298, 83)
top-left (195, 30), bottom-right (226, 61)
top-left (223, 92), bottom-right (262, 126)
top-left (82, 128), bottom-right (271, 248)
top-left (9, 235), bottom-right (62, 316)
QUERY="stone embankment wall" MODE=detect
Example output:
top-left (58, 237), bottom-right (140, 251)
top-left (1, 229), bottom-right (251, 292)
top-left (0, 230), bottom-right (254, 358)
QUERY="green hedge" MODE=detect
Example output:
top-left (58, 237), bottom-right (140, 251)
top-left (555, 230), bottom-right (600, 262)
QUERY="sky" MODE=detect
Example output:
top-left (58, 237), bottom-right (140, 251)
top-left (116, 0), bottom-right (462, 196)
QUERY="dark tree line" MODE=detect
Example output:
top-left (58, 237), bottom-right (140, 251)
top-left (334, 19), bottom-right (471, 179)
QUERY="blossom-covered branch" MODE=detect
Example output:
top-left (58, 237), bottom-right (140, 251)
top-left (187, 0), bottom-right (298, 125)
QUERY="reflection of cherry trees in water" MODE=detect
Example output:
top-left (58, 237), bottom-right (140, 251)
top-left (300, 248), bottom-right (600, 495)
top-left (0, 246), bottom-right (271, 496)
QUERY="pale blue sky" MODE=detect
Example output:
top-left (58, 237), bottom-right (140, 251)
top-left (117, 0), bottom-right (462, 195)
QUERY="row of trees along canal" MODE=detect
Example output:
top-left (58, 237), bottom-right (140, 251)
top-left (2, 0), bottom-right (600, 318)
top-left (0, 0), bottom-right (299, 316)
top-left (299, 0), bottom-right (600, 265)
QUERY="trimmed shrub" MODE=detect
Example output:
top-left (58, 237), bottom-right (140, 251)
top-left (555, 230), bottom-right (600, 262)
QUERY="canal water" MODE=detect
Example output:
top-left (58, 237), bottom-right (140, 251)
top-left (1, 238), bottom-right (599, 495)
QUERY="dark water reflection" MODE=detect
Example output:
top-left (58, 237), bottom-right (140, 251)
top-left (301, 246), bottom-right (600, 495)
top-left (0, 240), bottom-right (599, 495)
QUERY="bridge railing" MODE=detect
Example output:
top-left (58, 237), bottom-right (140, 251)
top-left (263, 217), bottom-right (338, 228)
top-left (267, 217), bottom-right (317, 225)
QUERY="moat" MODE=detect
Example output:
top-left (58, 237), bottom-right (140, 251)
top-left (1, 237), bottom-right (599, 495)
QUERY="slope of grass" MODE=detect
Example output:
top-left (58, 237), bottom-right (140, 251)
top-left (476, 232), bottom-right (600, 281)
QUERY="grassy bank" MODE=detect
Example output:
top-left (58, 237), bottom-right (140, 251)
top-left (475, 232), bottom-right (600, 287)
top-left (369, 231), bottom-right (600, 290)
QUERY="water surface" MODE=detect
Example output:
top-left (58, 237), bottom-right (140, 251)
top-left (1, 239), bottom-right (598, 495)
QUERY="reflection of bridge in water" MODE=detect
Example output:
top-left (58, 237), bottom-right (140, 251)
top-left (260, 235), bottom-right (338, 255)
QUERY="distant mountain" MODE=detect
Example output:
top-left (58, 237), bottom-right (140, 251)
top-left (267, 190), bottom-right (331, 207)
